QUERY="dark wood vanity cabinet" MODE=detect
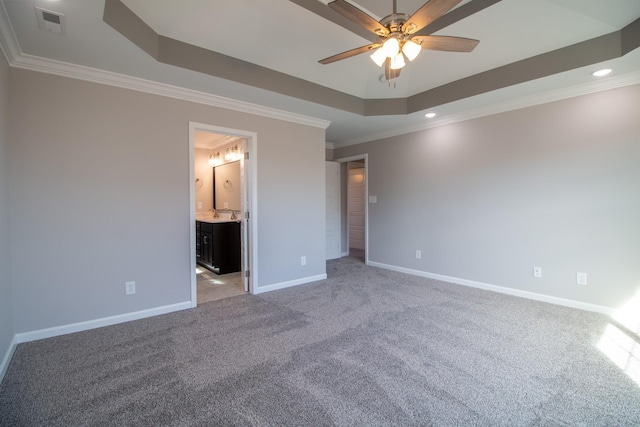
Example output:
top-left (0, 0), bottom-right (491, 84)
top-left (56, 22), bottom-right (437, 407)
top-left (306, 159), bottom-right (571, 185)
top-left (200, 223), bottom-right (214, 266)
top-left (195, 220), bottom-right (241, 275)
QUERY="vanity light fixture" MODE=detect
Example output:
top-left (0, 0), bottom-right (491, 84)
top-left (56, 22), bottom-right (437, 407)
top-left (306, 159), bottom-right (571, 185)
top-left (224, 145), bottom-right (240, 162)
top-left (592, 68), bottom-right (612, 77)
top-left (208, 152), bottom-right (221, 166)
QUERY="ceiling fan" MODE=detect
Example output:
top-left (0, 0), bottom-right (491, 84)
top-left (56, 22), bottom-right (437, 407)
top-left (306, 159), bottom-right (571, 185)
top-left (319, 0), bottom-right (480, 82)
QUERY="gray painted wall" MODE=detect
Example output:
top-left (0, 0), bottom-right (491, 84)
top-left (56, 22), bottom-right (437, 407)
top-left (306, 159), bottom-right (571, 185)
top-left (8, 68), bottom-right (326, 333)
top-left (194, 147), bottom-right (215, 213)
top-left (0, 49), bottom-right (14, 367)
top-left (325, 148), bottom-right (333, 161)
top-left (335, 85), bottom-right (640, 309)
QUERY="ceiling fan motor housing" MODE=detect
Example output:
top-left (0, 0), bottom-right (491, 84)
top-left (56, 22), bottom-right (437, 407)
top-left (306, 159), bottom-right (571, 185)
top-left (380, 13), bottom-right (410, 35)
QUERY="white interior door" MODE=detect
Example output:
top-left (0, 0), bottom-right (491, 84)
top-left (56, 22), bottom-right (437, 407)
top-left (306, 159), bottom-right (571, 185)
top-left (325, 162), bottom-right (341, 260)
top-left (240, 138), bottom-right (249, 292)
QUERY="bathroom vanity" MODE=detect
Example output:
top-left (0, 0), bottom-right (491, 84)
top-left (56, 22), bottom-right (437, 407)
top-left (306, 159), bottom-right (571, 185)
top-left (195, 219), bottom-right (241, 274)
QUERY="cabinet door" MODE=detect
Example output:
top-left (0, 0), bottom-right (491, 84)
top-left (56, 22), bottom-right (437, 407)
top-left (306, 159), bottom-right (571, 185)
top-left (195, 222), bottom-right (201, 260)
top-left (212, 222), bottom-right (241, 274)
top-left (202, 232), bottom-right (214, 266)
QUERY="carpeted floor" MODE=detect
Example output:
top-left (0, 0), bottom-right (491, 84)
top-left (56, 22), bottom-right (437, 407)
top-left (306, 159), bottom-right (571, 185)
top-left (1, 255), bottom-right (639, 426)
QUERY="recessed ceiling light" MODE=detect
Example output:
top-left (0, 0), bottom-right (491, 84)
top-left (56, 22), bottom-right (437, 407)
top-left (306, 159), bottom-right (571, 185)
top-left (425, 112), bottom-right (436, 118)
top-left (592, 68), bottom-right (612, 77)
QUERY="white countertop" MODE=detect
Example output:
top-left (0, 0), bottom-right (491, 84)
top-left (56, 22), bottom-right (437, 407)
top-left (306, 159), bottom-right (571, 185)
top-left (196, 213), bottom-right (241, 223)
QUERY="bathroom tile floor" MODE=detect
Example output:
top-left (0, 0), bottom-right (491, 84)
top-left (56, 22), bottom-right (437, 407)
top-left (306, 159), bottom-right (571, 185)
top-left (196, 266), bottom-right (245, 304)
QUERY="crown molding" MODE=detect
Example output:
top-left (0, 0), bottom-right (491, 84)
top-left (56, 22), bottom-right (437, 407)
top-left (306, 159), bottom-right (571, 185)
top-left (334, 70), bottom-right (640, 148)
top-left (0, 1), bottom-right (330, 131)
top-left (10, 53), bottom-right (331, 130)
top-left (0, 0), bottom-right (20, 63)
top-left (2, 0), bottom-right (637, 147)
top-left (4, 44), bottom-right (638, 150)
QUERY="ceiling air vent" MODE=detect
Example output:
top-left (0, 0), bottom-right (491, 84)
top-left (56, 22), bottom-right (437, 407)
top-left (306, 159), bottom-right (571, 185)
top-left (35, 7), bottom-right (65, 34)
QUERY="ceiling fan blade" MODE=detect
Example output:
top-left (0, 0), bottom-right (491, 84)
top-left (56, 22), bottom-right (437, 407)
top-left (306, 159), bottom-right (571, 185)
top-left (319, 43), bottom-right (381, 64)
top-left (329, 0), bottom-right (389, 37)
top-left (402, 0), bottom-right (463, 34)
top-left (412, 35), bottom-right (479, 52)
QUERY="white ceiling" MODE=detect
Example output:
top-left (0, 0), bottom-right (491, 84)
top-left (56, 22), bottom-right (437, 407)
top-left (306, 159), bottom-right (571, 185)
top-left (194, 132), bottom-right (244, 150)
top-left (1, 0), bottom-right (639, 146)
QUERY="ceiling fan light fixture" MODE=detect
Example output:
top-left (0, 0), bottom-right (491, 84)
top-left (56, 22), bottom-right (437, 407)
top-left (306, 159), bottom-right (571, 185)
top-left (382, 37), bottom-right (400, 58)
top-left (402, 40), bottom-right (421, 61)
top-left (370, 47), bottom-right (387, 67)
top-left (390, 52), bottom-right (405, 70)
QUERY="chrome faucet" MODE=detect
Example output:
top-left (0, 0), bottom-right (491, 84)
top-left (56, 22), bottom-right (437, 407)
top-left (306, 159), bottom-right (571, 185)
top-left (230, 210), bottom-right (237, 220)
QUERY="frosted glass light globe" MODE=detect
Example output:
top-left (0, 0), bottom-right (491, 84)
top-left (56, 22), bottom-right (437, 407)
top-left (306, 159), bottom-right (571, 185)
top-left (382, 37), bottom-right (400, 57)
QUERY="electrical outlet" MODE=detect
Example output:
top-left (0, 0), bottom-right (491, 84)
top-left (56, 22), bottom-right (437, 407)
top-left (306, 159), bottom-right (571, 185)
top-left (577, 272), bottom-right (587, 286)
top-left (416, 250), bottom-right (421, 259)
top-left (125, 281), bottom-right (136, 295)
top-left (533, 267), bottom-right (542, 278)
top-left (197, 201), bottom-right (202, 209)
top-left (301, 256), bottom-right (306, 266)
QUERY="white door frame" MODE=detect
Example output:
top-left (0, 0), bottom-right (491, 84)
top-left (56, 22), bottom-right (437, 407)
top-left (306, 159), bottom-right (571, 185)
top-left (334, 154), bottom-right (369, 265)
top-left (189, 122), bottom-right (258, 307)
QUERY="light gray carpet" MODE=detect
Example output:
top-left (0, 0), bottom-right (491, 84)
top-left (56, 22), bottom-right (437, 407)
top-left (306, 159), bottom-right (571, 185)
top-left (1, 255), bottom-right (639, 426)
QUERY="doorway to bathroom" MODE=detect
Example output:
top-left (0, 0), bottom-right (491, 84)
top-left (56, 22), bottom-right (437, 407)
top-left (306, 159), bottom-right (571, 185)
top-left (189, 122), bottom-right (256, 306)
top-left (335, 154), bottom-right (368, 264)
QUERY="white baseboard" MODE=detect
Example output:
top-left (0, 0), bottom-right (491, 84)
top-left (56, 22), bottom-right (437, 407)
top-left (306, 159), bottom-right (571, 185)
top-left (0, 335), bottom-right (18, 384)
top-left (15, 301), bottom-right (192, 344)
top-left (253, 274), bottom-right (327, 295)
top-left (368, 261), bottom-right (615, 316)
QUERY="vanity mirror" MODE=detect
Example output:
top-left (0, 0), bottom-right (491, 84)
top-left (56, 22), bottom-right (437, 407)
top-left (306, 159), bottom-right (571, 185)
top-left (213, 160), bottom-right (241, 211)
